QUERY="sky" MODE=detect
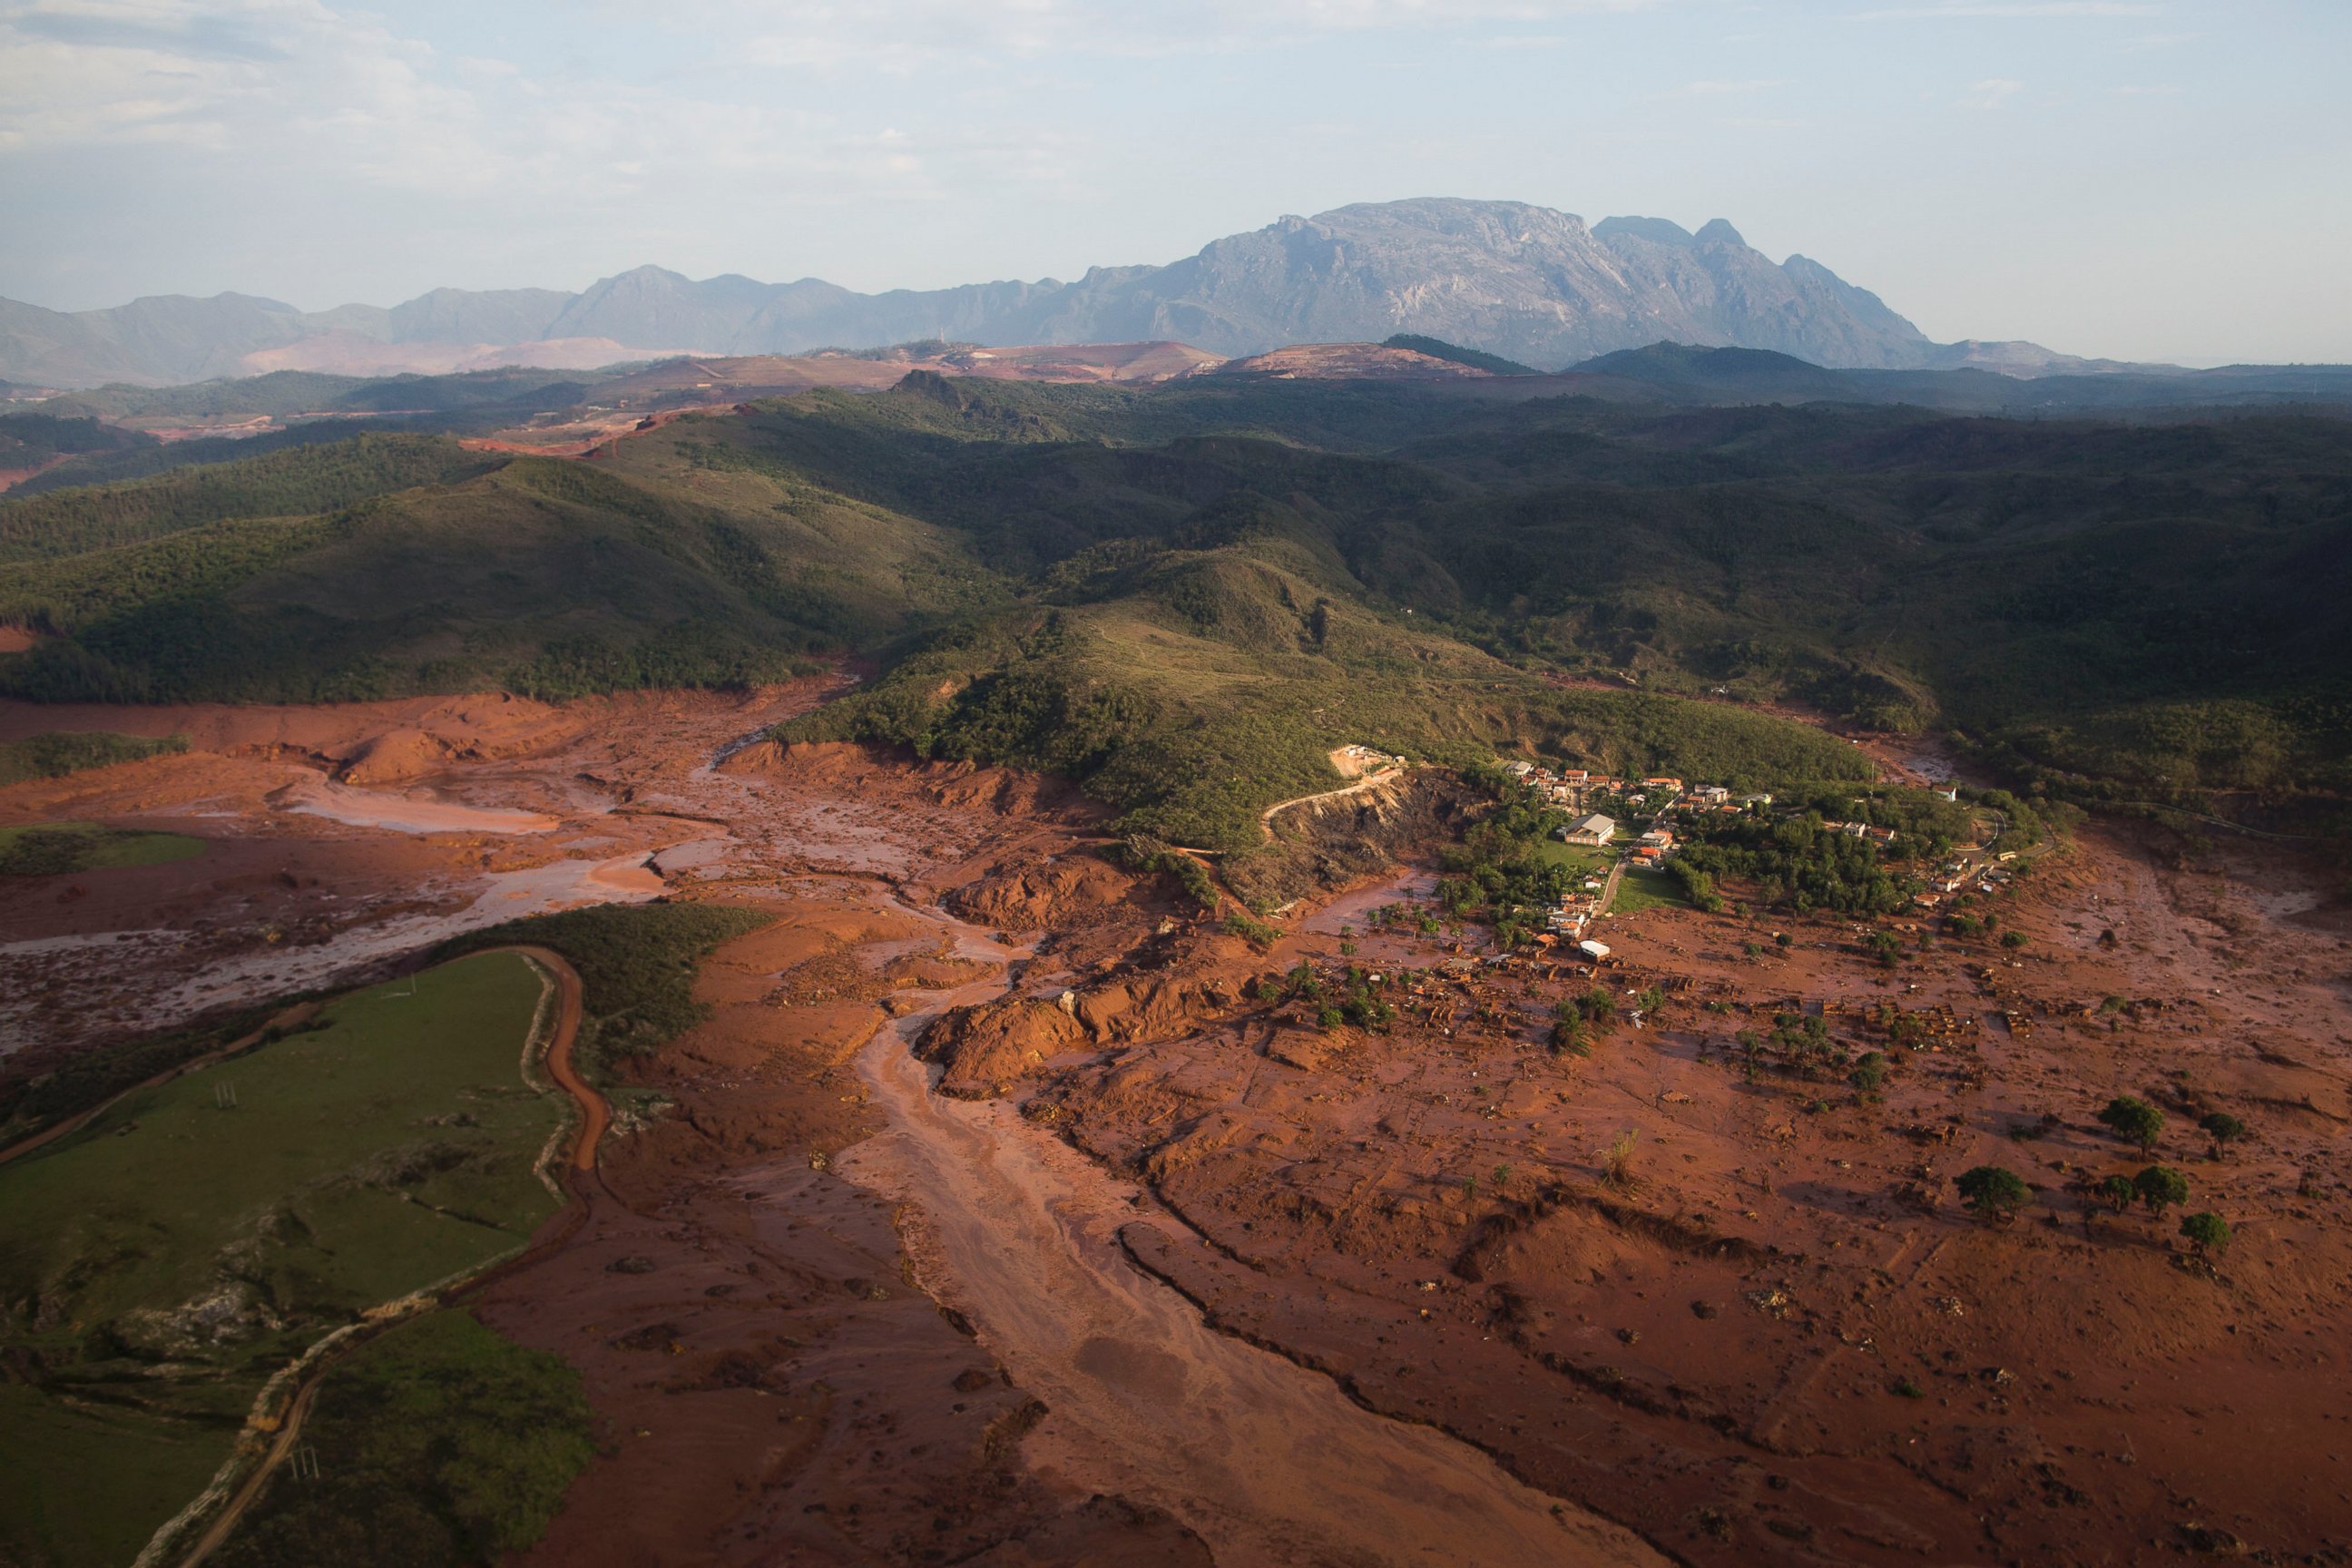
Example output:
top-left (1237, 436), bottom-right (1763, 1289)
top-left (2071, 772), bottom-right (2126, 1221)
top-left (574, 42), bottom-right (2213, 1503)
top-left (1, 0), bottom-right (2347, 365)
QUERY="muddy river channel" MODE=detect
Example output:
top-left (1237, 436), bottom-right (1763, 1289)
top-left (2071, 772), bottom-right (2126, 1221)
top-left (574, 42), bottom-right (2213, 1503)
top-left (836, 908), bottom-right (1663, 1568)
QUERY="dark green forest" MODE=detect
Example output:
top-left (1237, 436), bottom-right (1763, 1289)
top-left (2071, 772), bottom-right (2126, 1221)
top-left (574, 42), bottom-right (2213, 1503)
top-left (2, 369), bottom-right (2344, 847)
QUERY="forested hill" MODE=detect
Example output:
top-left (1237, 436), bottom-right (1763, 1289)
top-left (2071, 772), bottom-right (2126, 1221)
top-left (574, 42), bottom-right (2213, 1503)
top-left (0, 374), bottom-right (2343, 848)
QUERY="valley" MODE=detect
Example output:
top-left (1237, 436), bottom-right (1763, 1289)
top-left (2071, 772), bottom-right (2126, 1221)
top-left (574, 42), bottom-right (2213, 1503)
top-left (8, 0), bottom-right (2347, 1556)
top-left (0, 665), bottom-right (2345, 1564)
top-left (0, 339), bottom-right (2345, 1566)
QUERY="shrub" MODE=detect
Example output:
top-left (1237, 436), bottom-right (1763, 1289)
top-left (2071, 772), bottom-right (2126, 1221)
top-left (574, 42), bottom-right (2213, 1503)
top-left (2098, 1095), bottom-right (2165, 1153)
top-left (2000, 930), bottom-right (2028, 949)
top-left (1220, 909), bottom-right (1279, 947)
top-left (2133, 1164), bottom-right (2190, 1218)
top-left (2180, 1210), bottom-right (2232, 1257)
top-left (2095, 1173), bottom-right (2137, 1213)
top-left (1116, 833), bottom-right (1219, 911)
top-left (1600, 1129), bottom-right (1640, 1192)
top-left (1955, 1164), bottom-right (2031, 1225)
top-left (1550, 1006), bottom-right (1590, 1058)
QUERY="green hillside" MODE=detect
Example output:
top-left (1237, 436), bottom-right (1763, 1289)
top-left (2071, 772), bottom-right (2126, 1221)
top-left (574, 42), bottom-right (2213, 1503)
top-left (0, 372), bottom-right (2343, 840)
top-left (0, 433), bottom-right (1004, 702)
top-left (0, 433), bottom-right (503, 563)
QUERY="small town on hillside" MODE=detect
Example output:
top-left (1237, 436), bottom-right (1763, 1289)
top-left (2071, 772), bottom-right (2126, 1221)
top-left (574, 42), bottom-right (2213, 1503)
top-left (1497, 758), bottom-right (2015, 946)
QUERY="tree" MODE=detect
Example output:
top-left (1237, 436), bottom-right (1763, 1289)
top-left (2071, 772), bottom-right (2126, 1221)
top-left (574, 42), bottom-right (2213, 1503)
top-left (2095, 1173), bottom-right (2136, 1213)
top-left (2099, 1095), bottom-right (2165, 1153)
top-left (2133, 1164), bottom-right (2189, 1219)
top-left (1848, 1051), bottom-right (1888, 1099)
top-left (2200, 1112), bottom-right (2247, 1160)
top-left (2180, 1210), bottom-right (2232, 1258)
top-left (2001, 930), bottom-right (2028, 949)
top-left (1956, 1165), bottom-right (2031, 1225)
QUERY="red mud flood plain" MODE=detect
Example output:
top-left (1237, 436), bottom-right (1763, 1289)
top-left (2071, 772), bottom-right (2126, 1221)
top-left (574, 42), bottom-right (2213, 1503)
top-left (5, 685), bottom-right (2350, 1564)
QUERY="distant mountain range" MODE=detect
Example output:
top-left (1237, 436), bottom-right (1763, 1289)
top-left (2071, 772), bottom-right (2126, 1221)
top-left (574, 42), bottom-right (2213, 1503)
top-left (1, 198), bottom-right (2150, 388)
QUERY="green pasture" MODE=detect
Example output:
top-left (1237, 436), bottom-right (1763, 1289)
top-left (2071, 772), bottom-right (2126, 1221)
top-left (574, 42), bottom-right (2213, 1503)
top-left (1609, 865), bottom-right (1693, 916)
top-left (0, 951), bottom-right (563, 1568)
top-left (1533, 838), bottom-right (1611, 878)
top-left (0, 819), bottom-right (206, 876)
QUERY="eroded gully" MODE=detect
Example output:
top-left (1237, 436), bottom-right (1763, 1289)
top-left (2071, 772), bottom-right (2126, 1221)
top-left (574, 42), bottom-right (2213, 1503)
top-left (832, 897), bottom-right (1667, 1568)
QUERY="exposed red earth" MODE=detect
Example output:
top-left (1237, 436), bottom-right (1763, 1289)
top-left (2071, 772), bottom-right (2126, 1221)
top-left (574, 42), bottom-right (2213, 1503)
top-left (4, 690), bottom-right (2349, 1563)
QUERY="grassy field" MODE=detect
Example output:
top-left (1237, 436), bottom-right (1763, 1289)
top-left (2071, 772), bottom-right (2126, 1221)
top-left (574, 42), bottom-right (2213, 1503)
top-left (1533, 839), bottom-right (1612, 878)
top-left (0, 819), bottom-right (206, 876)
top-left (1610, 865), bottom-right (1693, 916)
top-left (0, 952), bottom-right (564, 1568)
top-left (211, 1309), bottom-right (595, 1568)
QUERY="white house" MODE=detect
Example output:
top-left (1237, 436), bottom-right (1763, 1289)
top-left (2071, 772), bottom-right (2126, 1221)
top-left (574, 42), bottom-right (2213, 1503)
top-left (1563, 813), bottom-right (1617, 847)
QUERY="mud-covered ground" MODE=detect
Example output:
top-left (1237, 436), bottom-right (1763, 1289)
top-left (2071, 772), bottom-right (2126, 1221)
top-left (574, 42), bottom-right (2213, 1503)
top-left (4, 692), bottom-right (2348, 1564)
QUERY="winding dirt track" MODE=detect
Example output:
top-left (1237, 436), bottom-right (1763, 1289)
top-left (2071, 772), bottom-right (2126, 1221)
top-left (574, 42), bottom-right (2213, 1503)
top-left (172, 947), bottom-right (600, 1568)
top-left (1258, 765), bottom-right (1406, 841)
top-left (505, 945), bottom-right (603, 1171)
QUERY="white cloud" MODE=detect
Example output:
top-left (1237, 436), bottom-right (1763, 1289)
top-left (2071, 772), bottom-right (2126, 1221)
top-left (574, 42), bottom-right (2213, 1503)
top-left (0, 0), bottom-right (985, 205)
top-left (1960, 76), bottom-right (2024, 108)
top-left (717, 0), bottom-right (1671, 66)
top-left (1856, 2), bottom-right (2155, 18)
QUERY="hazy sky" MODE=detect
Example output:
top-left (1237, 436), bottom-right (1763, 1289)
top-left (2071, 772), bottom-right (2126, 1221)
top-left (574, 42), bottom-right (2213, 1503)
top-left (2, 0), bottom-right (2346, 364)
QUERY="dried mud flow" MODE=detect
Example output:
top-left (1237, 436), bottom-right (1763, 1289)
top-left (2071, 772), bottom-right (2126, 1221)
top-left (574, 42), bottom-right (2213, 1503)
top-left (5, 691), bottom-right (2352, 1565)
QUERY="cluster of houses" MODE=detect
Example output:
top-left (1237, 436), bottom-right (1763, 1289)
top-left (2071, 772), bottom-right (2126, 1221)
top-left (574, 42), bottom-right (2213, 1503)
top-left (1544, 867), bottom-right (1612, 940)
top-left (1502, 762), bottom-right (1771, 939)
top-left (1507, 760), bottom-right (1772, 807)
top-left (1499, 756), bottom-right (2016, 927)
top-left (1912, 849), bottom-right (2018, 911)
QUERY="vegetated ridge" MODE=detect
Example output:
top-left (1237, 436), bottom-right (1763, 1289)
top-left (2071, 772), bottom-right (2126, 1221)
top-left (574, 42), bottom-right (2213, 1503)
top-left (1, 370), bottom-right (2344, 849)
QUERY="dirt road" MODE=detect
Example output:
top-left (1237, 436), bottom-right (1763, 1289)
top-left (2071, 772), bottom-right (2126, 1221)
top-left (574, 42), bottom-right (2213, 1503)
top-left (1259, 765), bottom-right (1406, 840)
top-left (504, 946), bottom-right (602, 1171)
top-left (838, 905), bottom-right (1667, 1568)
